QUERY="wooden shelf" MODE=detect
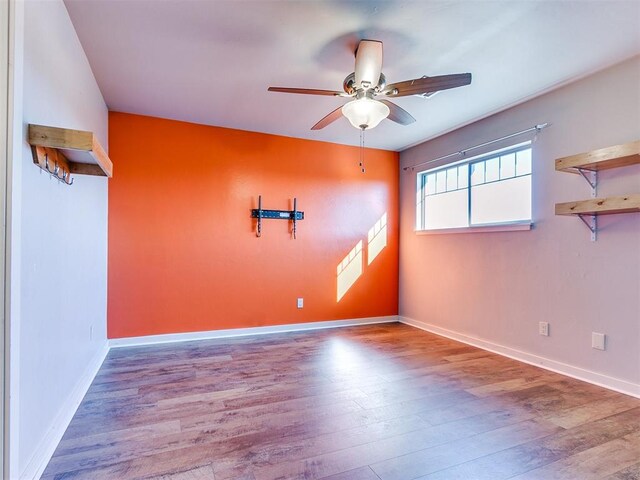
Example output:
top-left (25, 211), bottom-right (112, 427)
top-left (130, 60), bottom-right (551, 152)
top-left (555, 194), bottom-right (640, 216)
top-left (555, 140), bottom-right (640, 173)
top-left (28, 124), bottom-right (113, 178)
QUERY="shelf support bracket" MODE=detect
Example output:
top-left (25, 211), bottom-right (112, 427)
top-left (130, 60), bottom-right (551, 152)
top-left (577, 214), bottom-right (597, 242)
top-left (575, 168), bottom-right (597, 197)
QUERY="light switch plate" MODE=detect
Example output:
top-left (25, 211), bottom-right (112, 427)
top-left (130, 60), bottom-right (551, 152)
top-left (592, 332), bottom-right (606, 351)
top-left (297, 298), bottom-right (303, 309)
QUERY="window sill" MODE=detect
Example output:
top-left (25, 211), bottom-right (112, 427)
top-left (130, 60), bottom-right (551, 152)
top-left (416, 222), bottom-right (532, 235)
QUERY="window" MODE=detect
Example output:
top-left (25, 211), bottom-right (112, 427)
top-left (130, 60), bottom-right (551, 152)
top-left (416, 143), bottom-right (532, 231)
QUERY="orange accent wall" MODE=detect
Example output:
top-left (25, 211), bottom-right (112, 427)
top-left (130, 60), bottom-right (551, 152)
top-left (108, 112), bottom-right (399, 338)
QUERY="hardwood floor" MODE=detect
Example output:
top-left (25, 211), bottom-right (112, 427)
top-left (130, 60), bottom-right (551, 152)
top-left (42, 323), bottom-right (640, 480)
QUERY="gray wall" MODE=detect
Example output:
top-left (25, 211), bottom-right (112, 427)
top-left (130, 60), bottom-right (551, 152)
top-left (17, 0), bottom-right (108, 476)
top-left (399, 56), bottom-right (640, 391)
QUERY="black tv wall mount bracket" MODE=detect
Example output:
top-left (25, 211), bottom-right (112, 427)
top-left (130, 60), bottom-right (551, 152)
top-left (251, 195), bottom-right (304, 239)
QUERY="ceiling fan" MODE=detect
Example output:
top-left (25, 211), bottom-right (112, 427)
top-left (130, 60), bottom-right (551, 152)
top-left (268, 39), bottom-right (472, 131)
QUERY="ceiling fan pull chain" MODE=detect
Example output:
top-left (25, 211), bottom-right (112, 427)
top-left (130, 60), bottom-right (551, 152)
top-left (360, 127), bottom-right (366, 174)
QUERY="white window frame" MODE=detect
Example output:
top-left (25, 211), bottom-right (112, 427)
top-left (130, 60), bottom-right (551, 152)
top-left (415, 141), bottom-right (533, 234)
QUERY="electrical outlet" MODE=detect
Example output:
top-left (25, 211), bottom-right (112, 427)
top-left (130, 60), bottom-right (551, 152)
top-left (90, 325), bottom-right (94, 340)
top-left (539, 321), bottom-right (549, 336)
top-left (297, 298), bottom-right (304, 309)
top-left (592, 332), bottom-right (606, 351)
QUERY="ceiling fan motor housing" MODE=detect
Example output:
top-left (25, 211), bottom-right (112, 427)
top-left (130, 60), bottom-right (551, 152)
top-left (343, 72), bottom-right (386, 95)
top-left (343, 73), bottom-right (356, 94)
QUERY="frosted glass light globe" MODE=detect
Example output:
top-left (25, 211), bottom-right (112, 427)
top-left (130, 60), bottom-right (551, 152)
top-left (342, 98), bottom-right (390, 130)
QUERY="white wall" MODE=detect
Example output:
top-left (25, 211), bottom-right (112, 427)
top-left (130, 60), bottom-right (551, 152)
top-left (16, 0), bottom-right (108, 477)
top-left (1, 0), bottom-right (10, 475)
top-left (399, 56), bottom-right (640, 395)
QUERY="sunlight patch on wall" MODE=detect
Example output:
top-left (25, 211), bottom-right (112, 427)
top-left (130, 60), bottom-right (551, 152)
top-left (367, 212), bottom-right (387, 265)
top-left (337, 240), bottom-right (363, 302)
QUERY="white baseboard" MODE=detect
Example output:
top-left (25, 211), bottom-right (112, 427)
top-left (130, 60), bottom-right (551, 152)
top-left (21, 342), bottom-right (110, 480)
top-left (399, 316), bottom-right (640, 399)
top-left (109, 315), bottom-right (399, 348)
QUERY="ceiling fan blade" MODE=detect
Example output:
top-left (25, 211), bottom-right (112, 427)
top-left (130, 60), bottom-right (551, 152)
top-left (311, 106), bottom-right (344, 130)
top-left (381, 73), bottom-right (472, 97)
top-left (354, 40), bottom-right (383, 89)
top-left (379, 100), bottom-right (416, 126)
top-left (268, 87), bottom-right (345, 96)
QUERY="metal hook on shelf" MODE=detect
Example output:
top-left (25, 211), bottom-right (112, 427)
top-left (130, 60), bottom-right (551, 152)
top-left (33, 147), bottom-right (74, 186)
top-left (52, 161), bottom-right (66, 183)
top-left (62, 170), bottom-right (74, 186)
top-left (48, 158), bottom-right (73, 185)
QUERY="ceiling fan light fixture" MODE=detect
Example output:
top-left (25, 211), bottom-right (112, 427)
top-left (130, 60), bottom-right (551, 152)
top-left (341, 98), bottom-right (390, 130)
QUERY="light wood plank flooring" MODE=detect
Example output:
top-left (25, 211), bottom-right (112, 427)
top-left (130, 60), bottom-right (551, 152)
top-left (42, 323), bottom-right (640, 479)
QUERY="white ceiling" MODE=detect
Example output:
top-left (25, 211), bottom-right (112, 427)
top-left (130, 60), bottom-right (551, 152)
top-left (64, 0), bottom-right (640, 152)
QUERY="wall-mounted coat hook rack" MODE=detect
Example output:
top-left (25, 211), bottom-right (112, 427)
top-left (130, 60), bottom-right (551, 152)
top-left (27, 124), bottom-right (113, 184)
top-left (32, 146), bottom-right (74, 185)
top-left (251, 195), bottom-right (304, 239)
